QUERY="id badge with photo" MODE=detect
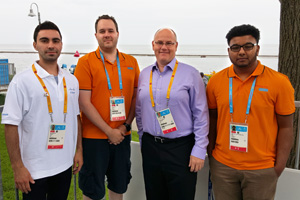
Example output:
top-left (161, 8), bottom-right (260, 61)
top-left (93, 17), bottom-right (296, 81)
top-left (156, 108), bottom-right (177, 134)
top-left (47, 123), bottom-right (66, 149)
top-left (110, 96), bottom-right (126, 121)
top-left (229, 122), bottom-right (248, 152)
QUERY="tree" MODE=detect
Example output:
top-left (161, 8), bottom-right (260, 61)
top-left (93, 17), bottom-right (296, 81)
top-left (278, 0), bottom-right (300, 168)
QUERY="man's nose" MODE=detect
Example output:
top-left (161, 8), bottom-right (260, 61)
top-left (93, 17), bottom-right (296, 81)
top-left (238, 46), bottom-right (246, 54)
top-left (48, 41), bottom-right (55, 48)
top-left (104, 31), bottom-right (110, 37)
top-left (161, 43), bottom-right (168, 49)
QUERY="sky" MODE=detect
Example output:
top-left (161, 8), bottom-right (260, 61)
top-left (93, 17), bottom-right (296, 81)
top-left (0, 0), bottom-right (281, 46)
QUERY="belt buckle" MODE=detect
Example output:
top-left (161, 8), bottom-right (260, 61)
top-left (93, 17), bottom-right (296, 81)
top-left (154, 136), bottom-right (164, 143)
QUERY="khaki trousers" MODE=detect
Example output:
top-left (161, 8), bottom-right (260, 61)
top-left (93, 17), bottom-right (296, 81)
top-left (209, 156), bottom-right (278, 200)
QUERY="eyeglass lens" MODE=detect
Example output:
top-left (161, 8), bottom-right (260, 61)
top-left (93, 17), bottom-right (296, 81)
top-left (230, 43), bottom-right (256, 52)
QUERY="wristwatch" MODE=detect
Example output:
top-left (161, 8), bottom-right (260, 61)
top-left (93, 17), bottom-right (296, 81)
top-left (123, 122), bottom-right (131, 132)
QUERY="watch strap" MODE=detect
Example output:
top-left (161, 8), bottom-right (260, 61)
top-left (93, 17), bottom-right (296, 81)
top-left (123, 122), bottom-right (131, 132)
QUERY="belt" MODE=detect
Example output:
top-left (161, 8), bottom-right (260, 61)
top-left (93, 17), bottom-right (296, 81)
top-left (144, 132), bottom-right (194, 144)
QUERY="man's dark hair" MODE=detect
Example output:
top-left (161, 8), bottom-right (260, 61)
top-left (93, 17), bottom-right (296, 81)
top-left (226, 24), bottom-right (260, 45)
top-left (33, 21), bottom-right (62, 42)
top-left (95, 15), bottom-right (119, 33)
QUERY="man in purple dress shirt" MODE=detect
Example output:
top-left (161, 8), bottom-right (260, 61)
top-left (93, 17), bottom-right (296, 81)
top-left (135, 28), bottom-right (209, 200)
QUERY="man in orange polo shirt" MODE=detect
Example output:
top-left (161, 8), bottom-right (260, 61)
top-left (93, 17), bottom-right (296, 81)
top-left (74, 15), bottom-right (139, 200)
top-left (206, 24), bottom-right (295, 200)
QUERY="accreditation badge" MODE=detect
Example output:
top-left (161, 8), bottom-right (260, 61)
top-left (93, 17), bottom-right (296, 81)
top-left (110, 96), bottom-right (126, 121)
top-left (156, 108), bottom-right (177, 134)
top-left (229, 122), bottom-right (248, 152)
top-left (47, 123), bottom-right (66, 149)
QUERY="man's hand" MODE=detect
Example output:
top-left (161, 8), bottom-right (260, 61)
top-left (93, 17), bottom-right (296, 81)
top-left (107, 128), bottom-right (125, 145)
top-left (189, 156), bottom-right (204, 172)
top-left (13, 166), bottom-right (35, 194)
top-left (274, 164), bottom-right (285, 177)
top-left (5, 125), bottom-right (35, 194)
top-left (117, 124), bottom-right (127, 135)
top-left (73, 149), bottom-right (83, 174)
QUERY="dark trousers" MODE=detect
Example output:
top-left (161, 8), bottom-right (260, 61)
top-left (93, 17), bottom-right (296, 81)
top-left (141, 132), bottom-right (197, 200)
top-left (23, 167), bottom-right (72, 200)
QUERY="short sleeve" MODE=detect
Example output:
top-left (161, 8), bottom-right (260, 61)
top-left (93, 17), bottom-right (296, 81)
top-left (1, 80), bottom-right (24, 125)
top-left (275, 75), bottom-right (295, 115)
top-left (74, 57), bottom-right (92, 90)
top-left (206, 75), bottom-right (218, 109)
top-left (133, 58), bottom-right (140, 88)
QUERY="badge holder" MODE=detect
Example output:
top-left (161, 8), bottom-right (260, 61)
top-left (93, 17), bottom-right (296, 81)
top-left (150, 60), bottom-right (179, 135)
top-left (228, 77), bottom-right (256, 153)
top-left (156, 108), bottom-right (177, 134)
top-left (110, 96), bottom-right (126, 121)
top-left (47, 123), bottom-right (67, 149)
top-left (229, 122), bottom-right (248, 152)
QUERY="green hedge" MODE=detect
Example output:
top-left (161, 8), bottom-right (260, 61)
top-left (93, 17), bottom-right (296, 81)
top-left (0, 94), bottom-right (5, 105)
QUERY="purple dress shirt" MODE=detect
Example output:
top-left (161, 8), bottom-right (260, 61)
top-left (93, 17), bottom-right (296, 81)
top-left (135, 58), bottom-right (209, 159)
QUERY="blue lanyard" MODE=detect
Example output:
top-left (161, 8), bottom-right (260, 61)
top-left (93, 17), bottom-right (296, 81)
top-left (229, 77), bottom-right (257, 123)
top-left (100, 50), bottom-right (123, 96)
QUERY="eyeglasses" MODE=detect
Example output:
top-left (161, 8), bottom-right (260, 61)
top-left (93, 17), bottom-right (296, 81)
top-left (229, 43), bottom-right (257, 52)
top-left (154, 41), bottom-right (176, 47)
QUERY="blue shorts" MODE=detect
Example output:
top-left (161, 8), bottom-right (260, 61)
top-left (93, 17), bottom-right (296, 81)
top-left (79, 135), bottom-right (132, 199)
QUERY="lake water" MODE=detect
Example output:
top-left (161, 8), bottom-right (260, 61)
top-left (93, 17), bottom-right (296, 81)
top-left (0, 44), bottom-right (279, 74)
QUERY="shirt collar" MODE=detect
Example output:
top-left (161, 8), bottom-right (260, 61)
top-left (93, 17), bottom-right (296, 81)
top-left (33, 61), bottom-right (63, 79)
top-left (95, 46), bottom-right (124, 63)
top-left (228, 60), bottom-right (264, 78)
top-left (152, 57), bottom-right (177, 72)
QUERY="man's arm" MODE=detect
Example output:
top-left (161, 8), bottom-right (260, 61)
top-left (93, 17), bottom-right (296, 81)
top-left (207, 109), bottom-right (218, 156)
top-left (79, 90), bottom-right (124, 145)
top-left (5, 124), bottom-right (35, 193)
top-left (73, 115), bottom-right (83, 174)
top-left (188, 73), bottom-right (209, 172)
top-left (117, 88), bottom-right (137, 134)
top-left (274, 114), bottom-right (294, 177)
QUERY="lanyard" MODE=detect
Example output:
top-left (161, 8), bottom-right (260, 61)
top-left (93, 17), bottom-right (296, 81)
top-left (99, 50), bottom-right (123, 97)
top-left (32, 64), bottom-right (68, 123)
top-left (149, 60), bottom-right (178, 111)
top-left (229, 77), bottom-right (256, 123)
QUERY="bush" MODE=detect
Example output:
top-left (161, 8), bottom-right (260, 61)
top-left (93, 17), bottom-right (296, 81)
top-left (0, 94), bottom-right (5, 105)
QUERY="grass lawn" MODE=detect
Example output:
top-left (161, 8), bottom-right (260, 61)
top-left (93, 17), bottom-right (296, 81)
top-left (0, 117), bottom-right (139, 200)
top-left (0, 94), bottom-right (5, 105)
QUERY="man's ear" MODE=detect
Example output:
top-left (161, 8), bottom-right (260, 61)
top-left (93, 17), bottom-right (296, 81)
top-left (33, 41), bottom-right (37, 50)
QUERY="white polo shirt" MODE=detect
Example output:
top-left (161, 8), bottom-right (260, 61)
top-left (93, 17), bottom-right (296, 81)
top-left (1, 62), bottom-right (80, 180)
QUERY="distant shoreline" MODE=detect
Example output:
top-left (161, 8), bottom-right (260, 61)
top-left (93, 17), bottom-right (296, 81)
top-left (0, 51), bottom-right (278, 58)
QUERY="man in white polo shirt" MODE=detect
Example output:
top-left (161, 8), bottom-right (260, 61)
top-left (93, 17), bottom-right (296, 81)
top-left (1, 21), bottom-right (83, 200)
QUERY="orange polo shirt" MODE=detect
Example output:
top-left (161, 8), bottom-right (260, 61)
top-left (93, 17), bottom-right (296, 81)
top-left (206, 61), bottom-right (295, 170)
top-left (74, 47), bottom-right (140, 139)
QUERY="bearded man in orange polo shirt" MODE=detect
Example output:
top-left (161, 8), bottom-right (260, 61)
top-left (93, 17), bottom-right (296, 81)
top-left (206, 24), bottom-right (295, 200)
top-left (75, 15), bottom-right (140, 200)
